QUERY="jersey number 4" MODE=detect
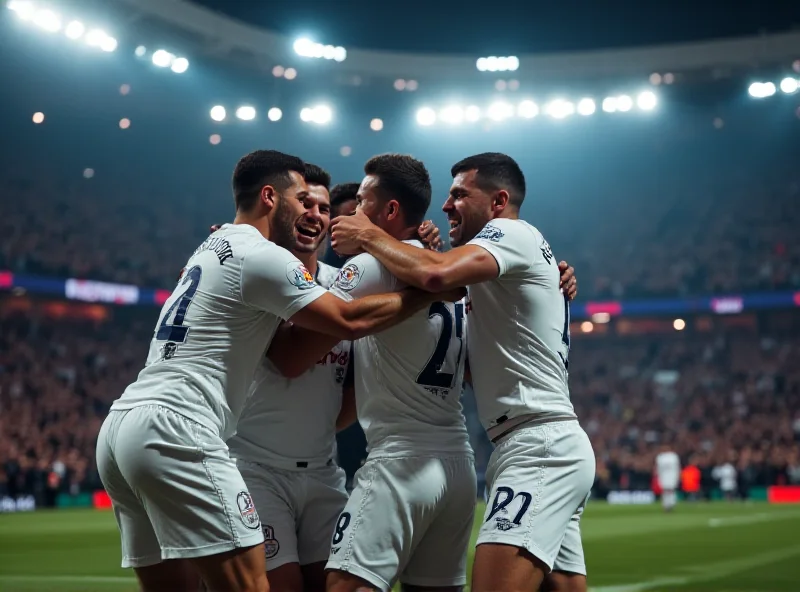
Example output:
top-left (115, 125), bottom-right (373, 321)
top-left (416, 302), bottom-right (465, 389)
top-left (156, 265), bottom-right (202, 343)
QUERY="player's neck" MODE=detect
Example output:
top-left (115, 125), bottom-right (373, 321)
top-left (294, 252), bottom-right (318, 276)
top-left (233, 211), bottom-right (271, 240)
top-left (494, 207), bottom-right (520, 221)
top-left (393, 224), bottom-right (418, 242)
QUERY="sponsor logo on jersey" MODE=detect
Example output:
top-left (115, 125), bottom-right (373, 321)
top-left (475, 224), bottom-right (504, 242)
top-left (286, 263), bottom-right (317, 290)
top-left (262, 525), bottom-right (280, 559)
top-left (335, 263), bottom-right (363, 291)
top-left (540, 239), bottom-right (554, 264)
top-left (236, 491), bottom-right (260, 529)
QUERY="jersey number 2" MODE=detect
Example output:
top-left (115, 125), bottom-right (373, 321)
top-left (157, 266), bottom-right (202, 343)
top-left (416, 302), bottom-right (465, 389)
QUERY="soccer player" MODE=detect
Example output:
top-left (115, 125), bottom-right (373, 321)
top-left (331, 152), bottom-right (595, 592)
top-left (228, 164), bottom-right (445, 592)
top-left (655, 444), bottom-right (682, 512)
top-left (271, 154), bottom-right (475, 592)
top-left (95, 150), bottom-right (462, 592)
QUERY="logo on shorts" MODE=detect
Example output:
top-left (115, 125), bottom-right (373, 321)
top-left (236, 491), bottom-right (260, 530)
top-left (262, 525), bottom-right (280, 559)
top-left (335, 263), bottom-right (362, 292)
top-left (286, 262), bottom-right (317, 290)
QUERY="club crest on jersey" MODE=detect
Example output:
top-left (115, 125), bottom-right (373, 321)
top-left (262, 525), bottom-right (280, 559)
top-left (475, 224), bottom-right (504, 242)
top-left (236, 492), bottom-right (260, 529)
top-left (286, 262), bottom-right (316, 290)
top-left (335, 263), bottom-right (362, 291)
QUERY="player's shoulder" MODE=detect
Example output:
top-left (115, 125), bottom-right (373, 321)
top-left (332, 252), bottom-right (380, 293)
top-left (471, 218), bottom-right (542, 246)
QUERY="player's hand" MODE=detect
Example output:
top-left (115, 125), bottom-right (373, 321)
top-left (210, 224), bottom-right (223, 233)
top-left (418, 220), bottom-right (443, 252)
top-left (330, 209), bottom-right (375, 256)
top-left (438, 287), bottom-right (468, 302)
top-left (558, 261), bottom-right (577, 301)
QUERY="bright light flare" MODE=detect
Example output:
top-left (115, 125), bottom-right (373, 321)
top-left (440, 105), bottom-right (464, 125)
top-left (487, 101), bottom-right (514, 121)
top-left (300, 105), bottom-right (332, 124)
top-left (64, 20), bottom-right (84, 39)
top-left (171, 57), bottom-right (189, 73)
top-left (637, 91), bottom-right (657, 110)
top-left (210, 106), bottom-right (226, 122)
top-left (8, 1), bottom-right (35, 20)
top-left (235, 106), bottom-right (256, 121)
top-left (616, 95), bottom-right (633, 112)
top-left (577, 98), bottom-right (596, 116)
top-left (370, 118), bottom-right (384, 131)
top-left (267, 107), bottom-right (282, 122)
top-left (546, 99), bottom-right (575, 119)
top-left (416, 107), bottom-right (436, 126)
top-left (517, 100), bottom-right (539, 119)
top-left (465, 105), bottom-right (481, 122)
top-left (602, 97), bottom-right (617, 113)
top-left (100, 36), bottom-right (117, 52)
top-left (33, 9), bottom-right (61, 32)
top-left (748, 82), bottom-right (777, 99)
top-left (780, 77), bottom-right (798, 94)
top-left (151, 49), bottom-right (174, 68)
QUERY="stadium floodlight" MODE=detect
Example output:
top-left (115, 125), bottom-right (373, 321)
top-left (85, 29), bottom-right (110, 48)
top-left (235, 106), bottom-right (257, 121)
top-left (547, 99), bottom-right (575, 119)
top-left (487, 101), bottom-right (514, 121)
top-left (517, 100), bottom-right (539, 119)
top-left (602, 97), bottom-right (618, 113)
top-left (748, 81), bottom-right (776, 99)
top-left (151, 49), bottom-right (174, 68)
top-left (267, 107), bottom-right (282, 122)
top-left (333, 46), bottom-right (347, 62)
top-left (779, 77), bottom-right (798, 94)
top-left (477, 56), bottom-right (519, 72)
top-left (33, 9), bottom-right (61, 32)
top-left (440, 105), bottom-right (464, 125)
top-left (465, 105), bottom-right (481, 122)
top-left (300, 108), bottom-right (313, 122)
top-left (100, 36), bottom-right (117, 53)
top-left (370, 118), bottom-right (384, 131)
top-left (64, 20), bottom-right (84, 39)
top-left (171, 57), bottom-right (189, 73)
top-left (577, 98), bottom-right (596, 116)
top-left (416, 107), bottom-right (436, 126)
top-left (210, 106), bottom-right (226, 122)
top-left (294, 37), bottom-right (314, 56)
top-left (294, 37), bottom-right (346, 61)
top-left (310, 105), bottom-right (332, 124)
top-left (616, 95), bottom-right (633, 112)
top-left (8, 0), bottom-right (35, 20)
top-left (636, 91), bottom-right (657, 111)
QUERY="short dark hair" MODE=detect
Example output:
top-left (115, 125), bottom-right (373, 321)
top-left (330, 183), bottom-right (360, 214)
top-left (232, 150), bottom-right (305, 212)
top-left (451, 152), bottom-right (526, 208)
top-left (304, 163), bottom-right (331, 191)
top-left (364, 154), bottom-right (431, 226)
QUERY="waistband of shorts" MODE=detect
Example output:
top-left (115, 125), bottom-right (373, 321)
top-left (236, 456), bottom-right (338, 472)
top-left (109, 402), bottom-right (220, 435)
top-left (489, 415), bottom-right (578, 444)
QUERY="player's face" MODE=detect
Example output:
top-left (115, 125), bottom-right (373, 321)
top-left (269, 170), bottom-right (309, 251)
top-left (355, 175), bottom-right (392, 228)
top-left (290, 183), bottom-right (331, 254)
top-left (331, 198), bottom-right (358, 222)
top-left (442, 170), bottom-right (494, 247)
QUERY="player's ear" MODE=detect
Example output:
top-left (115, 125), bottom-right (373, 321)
top-left (260, 185), bottom-right (277, 211)
top-left (386, 199), bottom-right (401, 221)
top-left (493, 190), bottom-right (510, 213)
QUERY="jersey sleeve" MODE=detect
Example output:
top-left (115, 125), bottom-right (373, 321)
top-left (466, 218), bottom-right (534, 277)
top-left (329, 253), bottom-right (399, 302)
top-left (240, 241), bottom-right (328, 319)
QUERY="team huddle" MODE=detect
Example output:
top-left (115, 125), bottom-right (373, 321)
top-left (95, 150), bottom-right (594, 592)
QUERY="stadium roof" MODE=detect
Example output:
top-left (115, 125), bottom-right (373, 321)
top-left (112, 0), bottom-right (800, 83)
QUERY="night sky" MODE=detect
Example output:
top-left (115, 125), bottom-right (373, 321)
top-left (191, 0), bottom-right (800, 54)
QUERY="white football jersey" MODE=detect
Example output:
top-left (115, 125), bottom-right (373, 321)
top-left (465, 218), bottom-right (576, 439)
top-left (112, 224), bottom-right (328, 440)
top-left (229, 262), bottom-right (351, 470)
top-left (656, 451), bottom-right (681, 477)
top-left (330, 241), bottom-right (471, 457)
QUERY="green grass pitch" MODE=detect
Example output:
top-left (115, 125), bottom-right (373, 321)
top-left (1, 502), bottom-right (799, 591)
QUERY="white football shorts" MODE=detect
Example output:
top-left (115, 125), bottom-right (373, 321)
top-left (477, 420), bottom-right (595, 576)
top-left (237, 459), bottom-right (348, 569)
top-left (658, 472), bottom-right (680, 491)
top-left (326, 454), bottom-right (476, 592)
top-left (96, 405), bottom-right (264, 568)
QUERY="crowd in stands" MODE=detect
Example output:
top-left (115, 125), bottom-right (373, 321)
top-left (1, 175), bottom-right (799, 300)
top-left (2, 309), bottom-right (799, 507)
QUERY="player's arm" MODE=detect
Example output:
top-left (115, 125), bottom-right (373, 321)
top-left (267, 288), bottom-right (454, 378)
top-left (331, 216), bottom-right (497, 292)
top-left (336, 346), bottom-right (357, 431)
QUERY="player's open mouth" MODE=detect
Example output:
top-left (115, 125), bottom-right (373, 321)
top-left (296, 225), bottom-right (321, 244)
top-left (448, 219), bottom-right (461, 236)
